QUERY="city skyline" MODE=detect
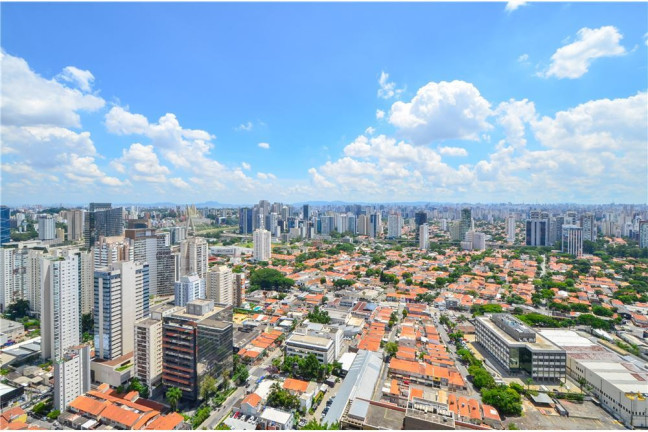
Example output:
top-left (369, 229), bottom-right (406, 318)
top-left (2, 2), bottom-right (647, 205)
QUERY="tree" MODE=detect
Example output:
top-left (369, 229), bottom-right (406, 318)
top-left (3, 299), bottom-right (30, 320)
top-left (448, 330), bottom-right (465, 344)
top-left (47, 410), bottom-right (60, 420)
top-left (166, 386), bottom-right (183, 412)
top-left (401, 309), bottom-right (408, 318)
top-left (469, 365), bottom-right (495, 390)
top-left (249, 268), bottom-right (294, 292)
top-left (525, 378), bottom-right (534, 392)
top-left (577, 377), bottom-right (587, 393)
top-left (307, 306), bottom-right (331, 324)
top-left (384, 342), bottom-right (399, 357)
top-left (266, 383), bottom-right (300, 410)
top-left (200, 376), bottom-right (217, 400)
top-left (481, 385), bottom-right (522, 416)
top-left (128, 377), bottom-right (149, 398)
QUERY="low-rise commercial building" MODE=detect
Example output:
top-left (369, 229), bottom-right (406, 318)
top-left (540, 329), bottom-right (648, 428)
top-left (285, 334), bottom-right (334, 365)
top-left (475, 314), bottom-right (566, 381)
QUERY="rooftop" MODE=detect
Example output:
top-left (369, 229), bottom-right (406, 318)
top-left (477, 316), bottom-right (562, 351)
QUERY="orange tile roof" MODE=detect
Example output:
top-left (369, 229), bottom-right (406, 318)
top-left (100, 403), bottom-right (140, 428)
top-left (69, 396), bottom-right (108, 417)
top-left (145, 412), bottom-right (185, 430)
top-left (283, 378), bottom-right (309, 393)
top-left (242, 393), bottom-right (262, 408)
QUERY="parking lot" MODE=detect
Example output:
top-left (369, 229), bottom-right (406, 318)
top-left (505, 399), bottom-right (626, 430)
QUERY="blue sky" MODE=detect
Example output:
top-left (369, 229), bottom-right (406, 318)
top-left (1, 2), bottom-right (647, 205)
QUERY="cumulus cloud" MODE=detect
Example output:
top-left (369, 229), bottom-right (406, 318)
top-left (439, 146), bottom-right (469, 157)
top-left (495, 99), bottom-right (537, 148)
top-left (517, 54), bottom-right (529, 63)
top-left (540, 26), bottom-right (627, 79)
top-left (258, 142), bottom-right (270, 149)
top-left (57, 66), bottom-right (95, 93)
top-left (241, 162), bottom-right (251, 170)
top-left (377, 71), bottom-right (403, 99)
top-left (1, 50), bottom-right (105, 128)
top-left (112, 143), bottom-right (171, 183)
top-left (376, 109), bottom-right (385, 120)
top-left (505, 0), bottom-right (527, 13)
top-left (389, 80), bottom-right (492, 144)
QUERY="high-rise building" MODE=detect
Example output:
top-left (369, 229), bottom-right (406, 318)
top-left (459, 208), bottom-right (472, 242)
top-left (76, 249), bottom-right (95, 316)
top-left (53, 344), bottom-right (91, 411)
top-left (506, 215), bottom-right (516, 244)
top-left (553, 216), bottom-right (565, 246)
top-left (64, 210), bottom-right (84, 242)
top-left (27, 249), bottom-right (45, 318)
top-left (303, 205), bottom-right (310, 221)
top-left (38, 215), bottom-right (56, 240)
top-left (414, 211), bottom-right (427, 242)
top-left (239, 208), bottom-right (253, 235)
top-left (41, 253), bottom-right (80, 361)
top-left (162, 300), bottom-right (233, 401)
top-left (94, 261), bottom-right (150, 360)
top-left (0, 206), bottom-right (10, 245)
top-left (234, 273), bottom-right (245, 308)
top-left (206, 266), bottom-right (233, 305)
top-left (174, 274), bottom-right (205, 307)
top-left (369, 213), bottom-right (381, 238)
top-left (640, 221), bottom-right (648, 249)
top-left (253, 229), bottom-right (271, 262)
top-left (169, 226), bottom-right (187, 245)
top-left (580, 213), bottom-right (596, 242)
top-left (94, 237), bottom-right (133, 269)
top-left (347, 214), bottom-right (357, 234)
top-left (179, 237), bottom-right (208, 279)
top-left (84, 203), bottom-right (123, 248)
top-left (320, 216), bottom-right (334, 235)
top-left (562, 225), bottom-right (583, 257)
top-left (134, 307), bottom-right (175, 390)
top-left (526, 212), bottom-right (550, 246)
top-left (357, 214), bottom-right (369, 236)
top-left (419, 224), bottom-right (429, 250)
top-left (156, 242), bottom-right (179, 297)
top-left (387, 214), bottom-right (402, 239)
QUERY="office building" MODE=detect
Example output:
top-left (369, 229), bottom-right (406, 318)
top-left (475, 314), bottom-right (565, 382)
top-left (562, 225), bottom-right (583, 257)
top-left (206, 266), bottom-right (233, 305)
top-left (41, 253), bottom-right (80, 361)
top-left (84, 204), bottom-right (123, 249)
top-left (94, 261), bottom-right (150, 360)
top-left (357, 214), bottom-right (369, 236)
top-left (580, 213), bottom-right (596, 242)
top-left (419, 224), bottom-right (429, 250)
top-left (414, 211), bottom-right (427, 243)
top-left (239, 207), bottom-right (253, 234)
top-left (286, 334), bottom-right (335, 365)
top-left (525, 212), bottom-right (550, 246)
top-left (0, 206), bottom-right (9, 245)
top-left (169, 226), bottom-right (187, 245)
top-left (506, 215), bottom-right (516, 244)
top-left (162, 299), bottom-right (233, 400)
top-left (64, 210), bottom-right (84, 242)
top-left (459, 208), bottom-right (472, 242)
top-left (369, 213), bottom-right (382, 238)
top-left (539, 329), bottom-right (647, 428)
top-left (253, 229), bottom-right (271, 262)
top-left (156, 239), bottom-right (179, 296)
top-left (179, 237), bottom-right (208, 279)
top-left (38, 215), bottom-right (56, 240)
top-left (387, 214), bottom-right (402, 239)
top-left (53, 344), bottom-right (91, 411)
top-left (639, 221), bottom-right (648, 249)
top-left (174, 274), bottom-right (205, 307)
top-left (303, 205), bottom-right (310, 221)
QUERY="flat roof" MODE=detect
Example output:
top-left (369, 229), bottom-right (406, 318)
top-left (287, 334), bottom-right (332, 348)
top-left (537, 329), bottom-right (596, 347)
top-left (477, 317), bottom-right (562, 351)
top-left (261, 407), bottom-right (292, 424)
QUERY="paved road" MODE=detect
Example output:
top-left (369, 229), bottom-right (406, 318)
top-left (201, 387), bottom-right (246, 429)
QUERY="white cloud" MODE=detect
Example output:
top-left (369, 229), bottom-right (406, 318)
top-left (376, 109), bottom-right (385, 120)
top-left (365, 126), bottom-right (376, 135)
top-left (258, 142), bottom-right (270, 149)
top-left (439, 146), bottom-right (469, 157)
top-left (169, 177), bottom-right (190, 189)
top-left (308, 168), bottom-right (335, 189)
top-left (105, 106), bottom-right (150, 135)
top-left (1, 50), bottom-right (105, 128)
top-left (57, 66), bottom-right (95, 93)
top-left (377, 71), bottom-right (403, 100)
top-left (495, 99), bottom-right (537, 148)
top-left (257, 172), bottom-right (277, 180)
top-left (389, 80), bottom-right (492, 144)
top-left (517, 53), bottom-right (529, 63)
top-left (235, 121), bottom-right (253, 131)
top-left (113, 143), bottom-right (171, 183)
top-left (241, 162), bottom-right (251, 170)
top-left (505, 0), bottom-right (527, 13)
top-left (541, 26), bottom-right (627, 79)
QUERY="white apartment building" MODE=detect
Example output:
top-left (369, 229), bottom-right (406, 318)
top-left (253, 229), bottom-right (272, 262)
top-left (285, 334), bottom-right (335, 365)
top-left (207, 265), bottom-right (233, 305)
top-left (179, 237), bottom-right (208, 279)
top-left (54, 344), bottom-right (91, 411)
top-left (419, 224), bottom-right (429, 250)
top-left (41, 253), bottom-right (80, 361)
top-left (174, 274), bottom-right (205, 306)
top-left (37, 215), bottom-right (56, 240)
top-left (133, 306), bottom-right (177, 390)
top-left (387, 214), bottom-right (403, 239)
top-left (506, 215), bottom-right (516, 244)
